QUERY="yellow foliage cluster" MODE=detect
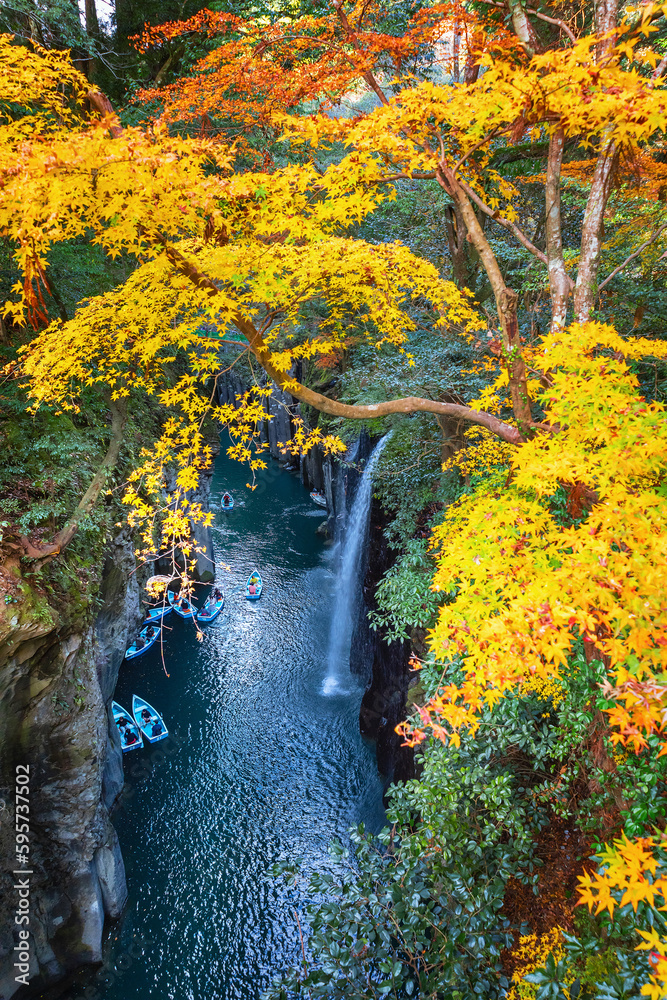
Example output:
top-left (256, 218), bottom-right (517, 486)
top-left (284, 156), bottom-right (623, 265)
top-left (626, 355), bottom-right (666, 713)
top-left (442, 426), bottom-right (514, 479)
top-left (412, 323), bottom-right (667, 754)
top-left (521, 672), bottom-right (567, 709)
top-left (578, 834), bottom-right (667, 999)
top-left (506, 928), bottom-right (566, 1000)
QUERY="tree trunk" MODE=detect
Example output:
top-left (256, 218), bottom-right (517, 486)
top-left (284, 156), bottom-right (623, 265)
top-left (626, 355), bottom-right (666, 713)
top-left (508, 0), bottom-right (542, 56)
top-left (595, 0), bottom-right (618, 60)
top-left (573, 136), bottom-right (619, 322)
top-left (436, 165), bottom-right (533, 435)
top-left (463, 30), bottom-right (484, 84)
top-left (545, 127), bottom-right (571, 332)
top-left (451, 23), bottom-right (460, 82)
top-left (85, 0), bottom-right (99, 37)
top-left (444, 203), bottom-right (471, 289)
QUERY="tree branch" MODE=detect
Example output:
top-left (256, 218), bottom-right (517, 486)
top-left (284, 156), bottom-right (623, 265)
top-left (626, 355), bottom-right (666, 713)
top-left (332, 0), bottom-right (389, 107)
top-left (598, 224), bottom-right (667, 293)
top-left (156, 238), bottom-right (522, 445)
top-left (86, 89), bottom-right (123, 137)
top-left (476, 0), bottom-right (577, 45)
top-left (460, 181), bottom-right (548, 265)
top-left (435, 163), bottom-right (533, 433)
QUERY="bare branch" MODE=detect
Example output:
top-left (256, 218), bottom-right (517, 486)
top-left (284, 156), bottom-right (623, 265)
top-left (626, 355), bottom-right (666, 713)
top-left (598, 223), bottom-right (667, 293)
top-left (460, 181), bottom-right (548, 265)
top-left (332, 0), bottom-right (389, 106)
top-left (157, 237), bottom-right (523, 444)
top-left (475, 0), bottom-right (577, 45)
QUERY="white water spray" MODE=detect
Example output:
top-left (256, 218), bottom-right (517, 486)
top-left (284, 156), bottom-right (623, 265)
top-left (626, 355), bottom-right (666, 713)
top-left (322, 434), bottom-right (391, 696)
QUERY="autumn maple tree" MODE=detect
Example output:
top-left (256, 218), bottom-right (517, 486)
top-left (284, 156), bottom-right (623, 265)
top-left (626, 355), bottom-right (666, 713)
top-left (2, 0), bottom-right (667, 991)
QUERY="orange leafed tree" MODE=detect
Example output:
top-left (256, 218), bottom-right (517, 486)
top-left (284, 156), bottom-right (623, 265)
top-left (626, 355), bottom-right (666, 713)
top-left (3, 3), bottom-right (667, 984)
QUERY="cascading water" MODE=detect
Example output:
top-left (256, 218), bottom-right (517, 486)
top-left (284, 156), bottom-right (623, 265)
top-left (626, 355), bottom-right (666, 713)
top-left (322, 433), bottom-right (391, 696)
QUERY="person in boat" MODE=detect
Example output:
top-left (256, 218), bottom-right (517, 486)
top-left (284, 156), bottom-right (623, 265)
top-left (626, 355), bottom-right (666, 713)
top-left (124, 729), bottom-right (138, 746)
top-left (141, 708), bottom-right (151, 726)
top-left (146, 626), bottom-right (156, 639)
top-left (179, 597), bottom-right (190, 610)
top-left (248, 582), bottom-right (257, 596)
top-left (151, 720), bottom-right (163, 737)
top-left (223, 493), bottom-right (231, 505)
top-left (136, 636), bottom-right (146, 650)
top-left (117, 717), bottom-right (127, 730)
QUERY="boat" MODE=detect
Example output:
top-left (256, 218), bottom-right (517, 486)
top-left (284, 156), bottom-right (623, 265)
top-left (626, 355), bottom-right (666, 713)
top-left (245, 570), bottom-right (263, 601)
top-left (221, 492), bottom-right (234, 511)
top-left (196, 591), bottom-right (224, 623)
top-left (125, 624), bottom-right (161, 660)
top-left (310, 490), bottom-right (327, 508)
top-left (112, 701), bottom-right (143, 752)
top-left (143, 603), bottom-right (173, 624)
top-left (132, 694), bottom-right (169, 744)
top-left (167, 590), bottom-right (197, 619)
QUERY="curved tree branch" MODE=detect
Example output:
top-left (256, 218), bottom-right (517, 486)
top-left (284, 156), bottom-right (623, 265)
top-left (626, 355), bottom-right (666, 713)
top-left (332, 0), bottom-right (389, 107)
top-left (157, 238), bottom-right (522, 445)
top-left (460, 180), bottom-right (548, 265)
top-left (598, 223), bottom-right (667, 293)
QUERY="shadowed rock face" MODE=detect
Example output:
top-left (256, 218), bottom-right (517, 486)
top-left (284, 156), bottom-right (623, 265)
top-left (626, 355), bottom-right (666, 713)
top-left (0, 537), bottom-right (134, 1000)
top-left (357, 498), bottom-right (415, 789)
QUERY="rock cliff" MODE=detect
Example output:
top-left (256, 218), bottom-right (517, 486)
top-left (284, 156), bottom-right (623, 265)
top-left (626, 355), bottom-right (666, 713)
top-left (0, 535), bottom-right (136, 1000)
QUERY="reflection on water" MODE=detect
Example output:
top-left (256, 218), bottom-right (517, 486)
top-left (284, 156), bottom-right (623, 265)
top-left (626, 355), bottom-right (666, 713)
top-left (60, 449), bottom-right (385, 1000)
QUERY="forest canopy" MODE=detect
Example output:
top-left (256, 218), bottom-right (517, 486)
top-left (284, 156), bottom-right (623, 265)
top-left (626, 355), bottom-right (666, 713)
top-left (2, 0), bottom-right (667, 996)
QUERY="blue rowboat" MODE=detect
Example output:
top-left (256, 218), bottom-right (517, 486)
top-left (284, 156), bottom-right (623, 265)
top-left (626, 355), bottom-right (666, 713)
top-left (245, 571), bottom-right (263, 601)
top-left (143, 604), bottom-right (173, 624)
top-left (167, 590), bottom-right (197, 619)
top-left (125, 624), bottom-right (160, 660)
top-left (221, 492), bottom-right (234, 511)
top-left (132, 694), bottom-right (168, 744)
top-left (196, 593), bottom-right (224, 624)
top-left (112, 701), bottom-right (143, 752)
top-left (310, 490), bottom-right (327, 508)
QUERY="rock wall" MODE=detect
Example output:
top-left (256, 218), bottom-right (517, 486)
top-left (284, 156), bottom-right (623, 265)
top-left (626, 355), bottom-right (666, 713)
top-left (357, 499), bottom-right (415, 786)
top-left (0, 485), bottom-right (216, 998)
top-left (0, 536), bottom-right (136, 1000)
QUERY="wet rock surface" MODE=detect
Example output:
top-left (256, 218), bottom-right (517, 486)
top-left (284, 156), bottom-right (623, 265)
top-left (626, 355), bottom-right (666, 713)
top-left (0, 564), bottom-right (131, 999)
top-left (357, 499), bottom-right (415, 787)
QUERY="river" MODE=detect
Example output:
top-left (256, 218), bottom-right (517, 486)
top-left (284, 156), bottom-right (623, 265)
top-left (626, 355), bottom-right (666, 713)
top-left (61, 449), bottom-right (386, 1000)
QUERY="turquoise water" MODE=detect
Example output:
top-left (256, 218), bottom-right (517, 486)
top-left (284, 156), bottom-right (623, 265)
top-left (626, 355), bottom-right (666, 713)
top-left (64, 451), bottom-right (385, 1000)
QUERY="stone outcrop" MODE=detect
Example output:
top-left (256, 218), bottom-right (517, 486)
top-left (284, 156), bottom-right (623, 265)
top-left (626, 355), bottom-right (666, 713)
top-left (357, 498), bottom-right (415, 786)
top-left (0, 543), bottom-right (134, 1000)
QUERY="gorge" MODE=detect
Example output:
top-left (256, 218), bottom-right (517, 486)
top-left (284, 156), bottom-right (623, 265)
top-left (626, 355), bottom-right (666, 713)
top-left (0, 385), bottom-right (409, 1000)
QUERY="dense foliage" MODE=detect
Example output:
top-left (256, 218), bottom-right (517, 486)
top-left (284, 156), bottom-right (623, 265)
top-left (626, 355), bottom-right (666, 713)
top-left (2, 0), bottom-right (667, 997)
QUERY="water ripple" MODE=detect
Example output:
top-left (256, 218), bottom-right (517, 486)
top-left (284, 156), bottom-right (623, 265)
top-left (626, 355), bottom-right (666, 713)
top-left (62, 452), bottom-right (385, 1000)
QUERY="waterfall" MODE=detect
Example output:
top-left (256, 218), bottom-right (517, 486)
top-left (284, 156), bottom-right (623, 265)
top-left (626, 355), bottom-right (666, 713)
top-left (322, 433), bottom-right (391, 696)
